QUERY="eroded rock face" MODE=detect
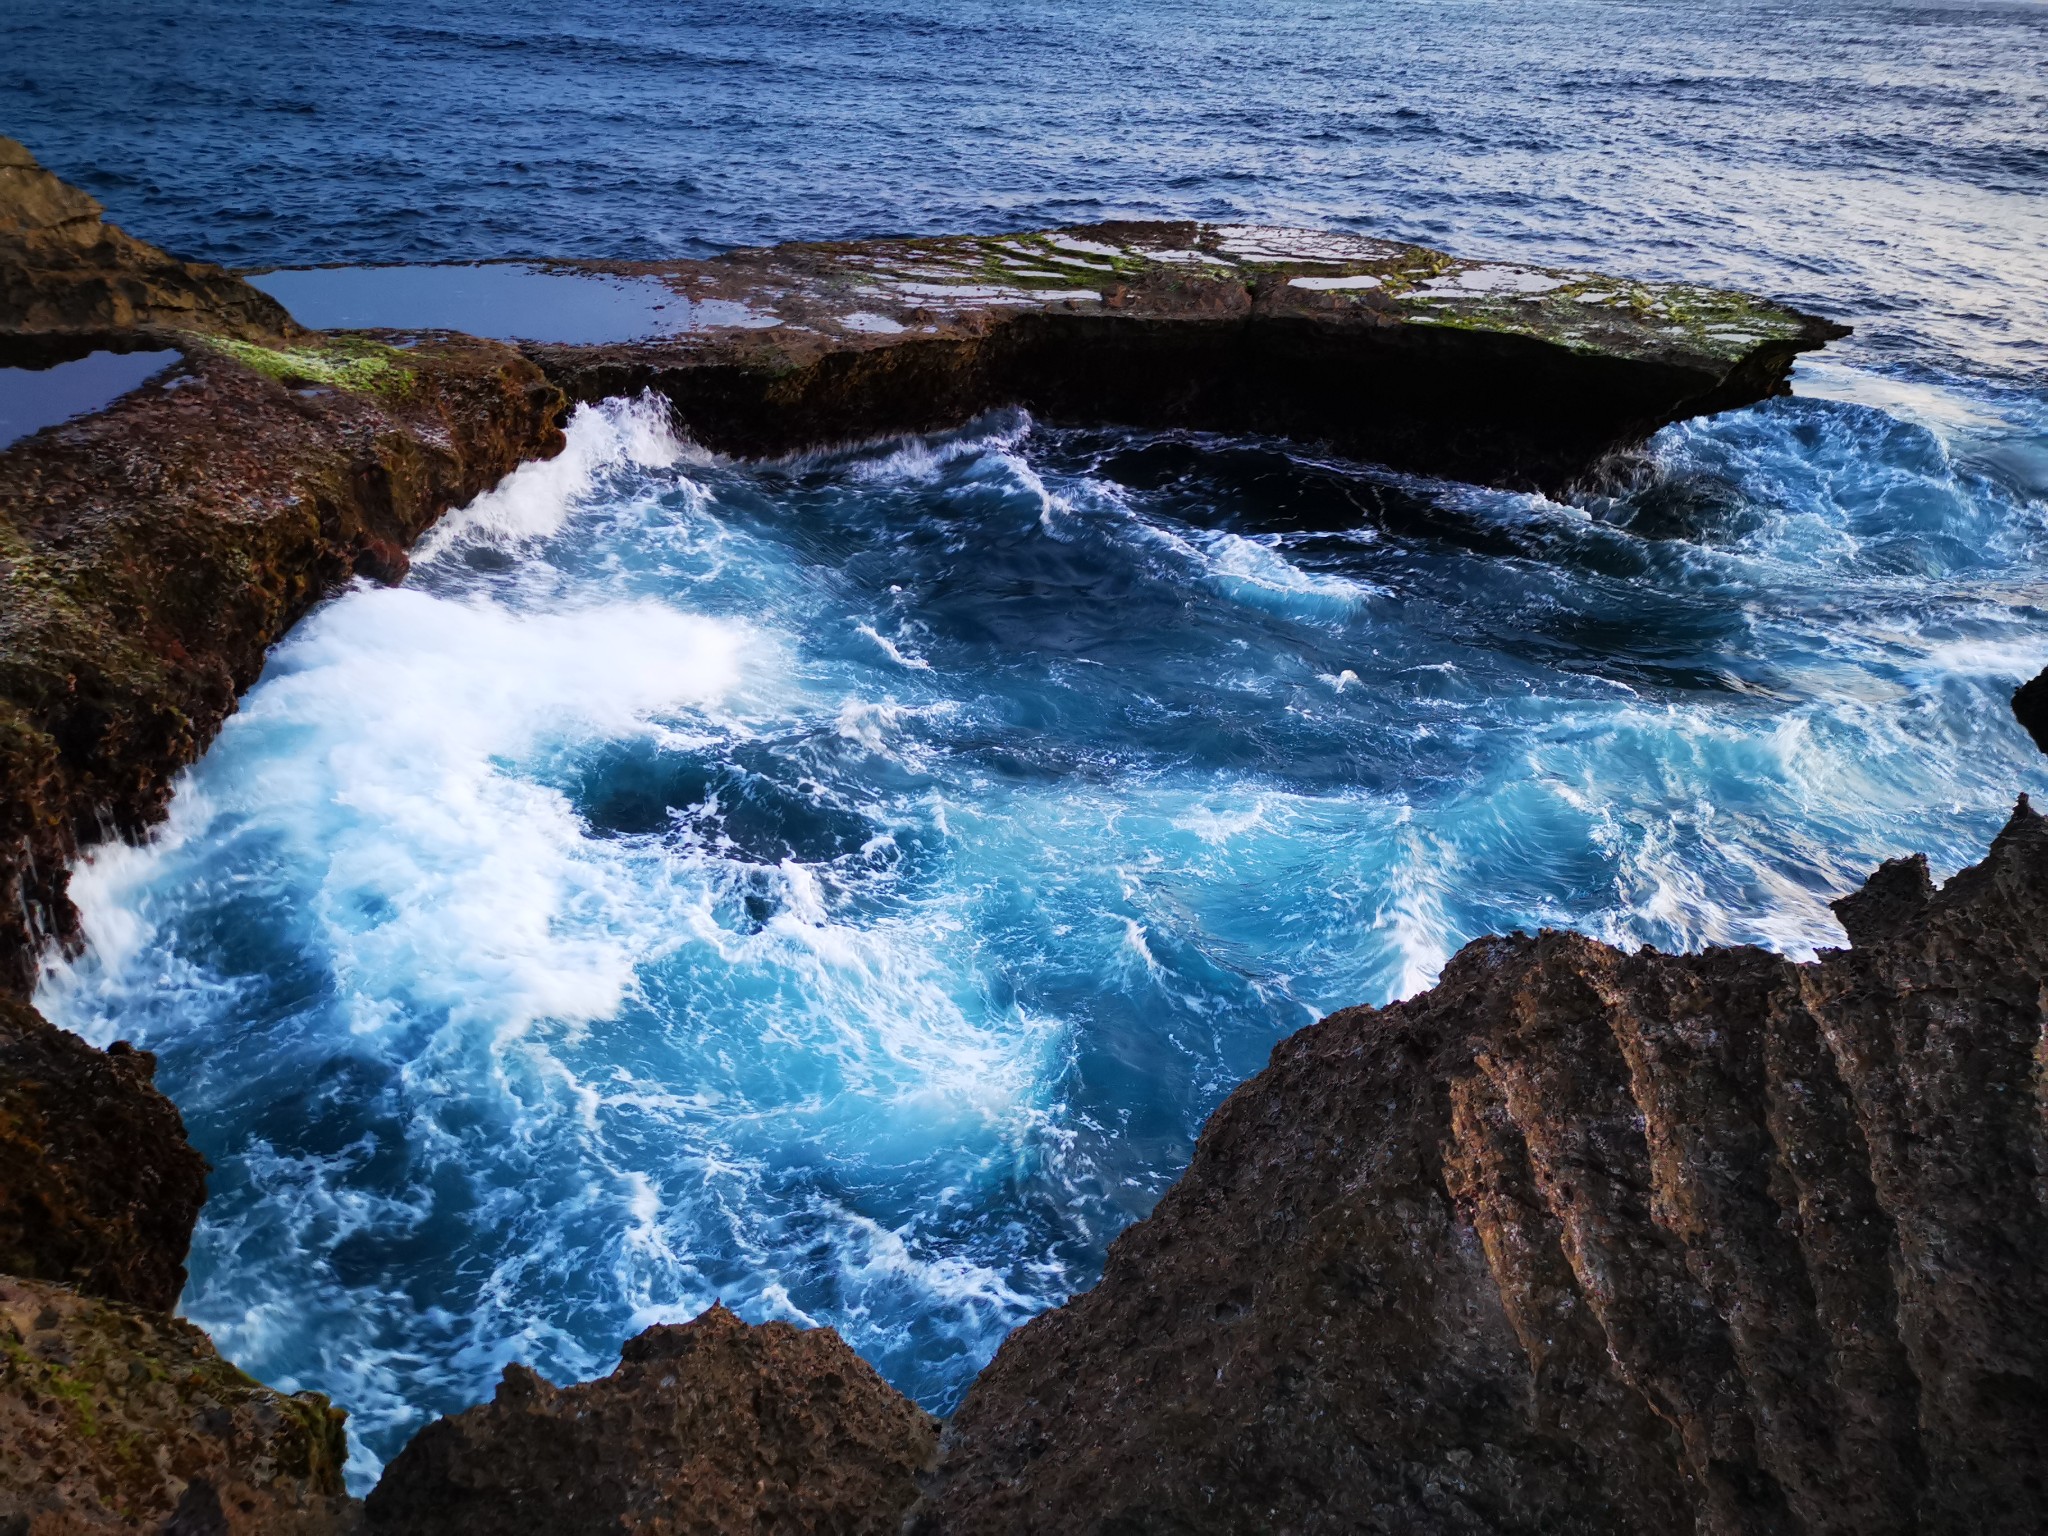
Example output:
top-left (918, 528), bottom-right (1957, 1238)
top-left (0, 1273), bottom-right (358, 1535)
top-left (0, 999), bottom-right (206, 1313)
top-left (0, 137), bottom-right (293, 349)
top-left (2015, 665), bottom-right (2048, 755)
top-left (527, 222), bottom-right (1847, 492)
top-left (364, 1304), bottom-right (937, 1536)
top-left (916, 799), bottom-right (2048, 1535)
top-left (0, 333), bottom-right (565, 998)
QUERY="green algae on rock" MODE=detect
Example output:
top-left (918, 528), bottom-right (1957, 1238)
top-left (519, 220), bottom-right (1848, 492)
top-left (0, 1273), bottom-right (357, 1534)
top-left (200, 334), bottom-right (417, 398)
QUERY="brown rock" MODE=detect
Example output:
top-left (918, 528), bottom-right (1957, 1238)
top-left (363, 1304), bottom-right (937, 1536)
top-left (0, 137), bottom-right (292, 347)
top-left (527, 222), bottom-right (1847, 495)
top-left (0, 1273), bottom-right (359, 1535)
top-left (916, 798), bottom-right (2048, 1534)
top-left (0, 998), bottom-right (206, 1313)
top-left (2014, 665), bottom-right (2048, 755)
top-left (0, 333), bottom-right (565, 998)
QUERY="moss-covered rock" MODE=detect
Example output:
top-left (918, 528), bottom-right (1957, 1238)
top-left (0, 1273), bottom-right (359, 1533)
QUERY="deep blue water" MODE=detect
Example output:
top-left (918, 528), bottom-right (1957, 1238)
top-left (13, 0), bottom-right (2048, 1490)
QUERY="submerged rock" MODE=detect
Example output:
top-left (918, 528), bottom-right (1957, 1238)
top-left (0, 137), bottom-right (292, 351)
top-left (2015, 664), bottom-right (2048, 755)
top-left (364, 1304), bottom-right (937, 1536)
top-left (0, 1273), bottom-right (357, 1534)
top-left (0, 999), bottom-right (205, 1313)
top-left (522, 222), bottom-right (1847, 492)
top-left (915, 798), bottom-right (2048, 1534)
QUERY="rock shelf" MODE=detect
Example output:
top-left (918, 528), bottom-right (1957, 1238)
top-left (520, 221), bottom-right (1846, 491)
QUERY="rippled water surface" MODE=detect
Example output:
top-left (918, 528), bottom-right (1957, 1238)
top-left (14, 0), bottom-right (2048, 1489)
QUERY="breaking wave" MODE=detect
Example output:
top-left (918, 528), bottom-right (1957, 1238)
top-left (36, 381), bottom-right (2048, 1485)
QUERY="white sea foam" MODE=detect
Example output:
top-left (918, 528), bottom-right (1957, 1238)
top-left (31, 385), bottom-right (2048, 1490)
top-left (416, 393), bottom-right (693, 558)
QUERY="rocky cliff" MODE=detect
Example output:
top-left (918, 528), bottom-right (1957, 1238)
top-left (913, 796), bottom-right (2048, 1534)
top-left (0, 998), bottom-right (205, 1313)
top-left (3, 140), bottom-right (2041, 1536)
top-left (0, 145), bottom-right (569, 1001)
top-left (0, 330), bottom-right (565, 999)
top-left (0, 144), bottom-right (567, 1534)
top-left (0, 1273), bottom-right (358, 1536)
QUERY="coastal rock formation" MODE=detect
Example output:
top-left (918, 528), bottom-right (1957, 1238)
top-left (0, 1273), bottom-right (356, 1535)
top-left (0, 998), bottom-right (205, 1313)
top-left (2016, 665), bottom-right (2048, 755)
top-left (525, 223), bottom-right (1846, 491)
top-left (364, 1304), bottom-right (937, 1536)
top-left (0, 138), bottom-right (293, 351)
top-left (0, 331), bottom-right (565, 999)
top-left (915, 798), bottom-right (2048, 1535)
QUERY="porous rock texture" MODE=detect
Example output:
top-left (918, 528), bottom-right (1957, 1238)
top-left (0, 333), bottom-right (565, 1000)
top-left (0, 1273), bottom-right (357, 1535)
top-left (0, 998), bottom-right (205, 1314)
top-left (533, 223), bottom-right (1847, 494)
top-left (2016, 664), bottom-right (2048, 755)
top-left (916, 797), bottom-right (2048, 1535)
top-left (0, 137), bottom-right (292, 351)
top-left (364, 1303), bottom-right (938, 1536)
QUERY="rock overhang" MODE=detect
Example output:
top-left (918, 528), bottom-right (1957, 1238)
top-left (505, 220), bottom-right (1849, 492)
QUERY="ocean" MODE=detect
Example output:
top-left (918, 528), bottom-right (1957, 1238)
top-left (10, 0), bottom-right (2047, 1486)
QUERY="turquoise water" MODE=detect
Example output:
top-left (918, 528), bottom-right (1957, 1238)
top-left (37, 386), bottom-right (2048, 1479)
top-left (11, 0), bottom-right (2048, 1492)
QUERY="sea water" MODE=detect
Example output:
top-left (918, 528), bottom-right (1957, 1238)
top-left (10, 0), bottom-right (2048, 1489)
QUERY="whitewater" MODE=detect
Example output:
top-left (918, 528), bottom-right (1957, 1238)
top-left (33, 377), bottom-right (2048, 1479)
top-left (9, 0), bottom-right (2048, 1492)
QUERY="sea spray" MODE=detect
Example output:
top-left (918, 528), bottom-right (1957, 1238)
top-left (36, 388), bottom-right (2048, 1486)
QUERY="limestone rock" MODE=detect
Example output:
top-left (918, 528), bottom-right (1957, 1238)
top-left (0, 333), bottom-right (565, 998)
top-left (0, 999), bottom-right (206, 1314)
top-left (0, 1273), bottom-right (358, 1535)
top-left (527, 222), bottom-right (1847, 492)
top-left (0, 137), bottom-right (293, 346)
top-left (364, 1304), bottom-right (937, 1536)
top-left (915, 798), bottom-right (2048, 1534)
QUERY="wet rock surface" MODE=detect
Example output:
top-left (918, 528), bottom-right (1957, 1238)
top-left (0, 330), bottom-right (564, 1000)
top-left (0, 1273), bottom-right (357, 1535)
top-left (364, 1304), bottom-right (937, 1536)
top-left (520, 222), bottom-right (1846, 491)
top-left (0, 999), bottom-right (205, 1314)
top-left (914, 798), bottom-right (2048, 1535)
top-left (0, 138), bottom-right (292, 354)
